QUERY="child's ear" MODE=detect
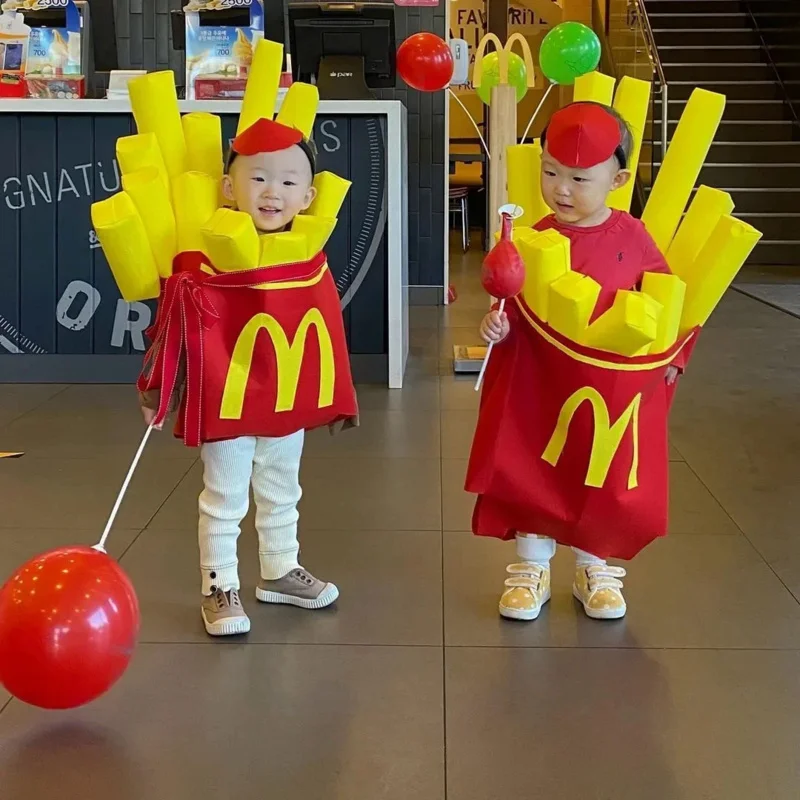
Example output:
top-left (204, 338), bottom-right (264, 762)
top-left (302, 185), bottom-right (317, 212)
top-left (221, 175), bottom-right (235, 205)
top-left (612, 169), bottom-right (632, 191)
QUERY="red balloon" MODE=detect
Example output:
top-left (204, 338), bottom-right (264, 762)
top-left (397, 33), bottom-right (454, 92)
top-left (0, 546), bottom-right (140, 709)
top-left (481, 215), bottom-right (526, 299)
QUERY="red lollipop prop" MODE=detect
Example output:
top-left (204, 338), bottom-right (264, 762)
top-left (0, 426), bottom-right (152, 709)
top-left (476, 211), bottom-right (525, 391)
top-left (0, 546), bottom-right (140, 709)
top-left (397, 33), bottom-right (454, 92)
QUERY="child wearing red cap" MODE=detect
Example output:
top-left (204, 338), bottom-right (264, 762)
top-left (478, 102), bottom-right (682, 622)
top-left (141, 118), bottom-right (353, 637)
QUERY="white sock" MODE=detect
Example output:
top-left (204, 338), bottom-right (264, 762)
top-left (252, 430), bottom-right (305, 581)
top-left (516, 534), bottom-right (556, 568)
top-left (573, 548), bottom-right (607, 568)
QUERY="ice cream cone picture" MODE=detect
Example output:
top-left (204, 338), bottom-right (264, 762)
top-left (233, 28), bottom-right (253, 78)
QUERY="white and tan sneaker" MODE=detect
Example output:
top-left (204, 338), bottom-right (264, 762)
top-left (499, 563), bottom-right (551, 621)
top-left (573, 564), bottom-right (627, 620)
top-left (202, 588), bottom-right (251, 636)
top-left (256, 567), bottom-right (339, 609)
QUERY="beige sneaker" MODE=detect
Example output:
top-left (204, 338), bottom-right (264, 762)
top-left (201, 588), bottom-right (251, 636)
top-left (499, 563), bottom-right (551, 621)
top-left (256, 567), bottom-right (339, 610)
top-left (573, 565), bottom-right (627, 620)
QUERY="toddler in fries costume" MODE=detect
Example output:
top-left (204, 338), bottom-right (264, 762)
top-left (91, 40), bottom-right (358, 636)
top-left (467, 74), bottom-right (762, 622)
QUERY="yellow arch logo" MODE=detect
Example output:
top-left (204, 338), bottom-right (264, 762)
top-left (472, 32), bottom-right (537, 91)
top-left (542, 387), bottom-right (642, 490)
top-left (219, 308), bottom-right (335, 420)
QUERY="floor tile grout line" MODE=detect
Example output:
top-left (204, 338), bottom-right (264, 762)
top-left (0, 696), bottom-right (12, 718)
top-left (0, 383), bottom-right (72, 432)
top-left (681, 458), bottom-right (800, 606)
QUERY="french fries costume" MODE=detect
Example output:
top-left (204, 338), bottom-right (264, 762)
top-left (91, 40), bottom-right (358, 448)
top-left (466, 74), bottom-right (762, 560)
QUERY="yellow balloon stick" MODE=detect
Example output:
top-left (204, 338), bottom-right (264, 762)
top-left (507, 144), bottom-right (551, 228)
top-left (573, 71), bottom-right (616, 106)
top-left (277, 82), bottom-right (320, 140)
top-left (182, 112), bottom-right (224, 181)
top-left (679, 215), bottom-right (761, 334)
top-left (610, 76), bottom-right (652, 212)
top-left (127, 71), bottom-right (187, 179)
top-left (172, 172), bottom-right (220, 254)
top-left (201, 208), bottom-right (260, 273)
top-left (91, 193), bottom-right (161, 302)
top-left (641, 88), bottom-right (726, 253)
top-left (666, 185), bottom-right (734, 277)
top-left (237, 39), bottom-right (284, 135)
top-left (122, 167), bottom-right (178, 279)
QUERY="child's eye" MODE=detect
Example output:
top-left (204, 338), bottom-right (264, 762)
top-left (572, 176), bottom-right (587, 183)
top-left (252, 176), bottom-right (265, 183)
top-left (283, 181), bottom-right (296, 187)
top-left (544, 170), bottom-right (556, 177)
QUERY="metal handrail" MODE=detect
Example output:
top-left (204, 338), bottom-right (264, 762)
top-left (743, 0), bottom-right (800, 129)
top-left (628, 0), bottom-right (669, 160)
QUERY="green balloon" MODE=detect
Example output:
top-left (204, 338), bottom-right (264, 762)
top-left (475, 51), bottom-right (529, 106)
top-left (539, 22), bottom-right (601, 86)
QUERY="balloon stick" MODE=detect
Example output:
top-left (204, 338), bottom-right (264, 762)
top-left (448, 87), bottom-right (491, 159)
top-left (520, 82), bottom-right (555, 145)
top-left (475, 297), bottom-right (505, 392)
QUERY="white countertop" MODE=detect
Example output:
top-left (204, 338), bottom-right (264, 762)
top-left (0, 98), bottom-right (403, 115)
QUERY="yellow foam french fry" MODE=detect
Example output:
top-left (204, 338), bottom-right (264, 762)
top-left (201, 208), bottom-right (260, 273)
top-left (121, 167), bottom-right (177, 279)
top-left (517, 229), bottom-right (570, 321)
top-left (172, 172), bottom-right (219, 253)
top-left (610, 76), bottom-right (652, 212)
top-left (641, 88), bottom-right (726, 253)
top-left (547, 272), bottom-right (602, 342)
top-left (291, 215), bottom-right (338, 258)
top-left (258, 232), bottom-right (308, 267)
top-left (116, 133), bottom-right (169, 187)
top-left (238, 39), bottom-right (284, 135)
top-left (507, 143), bottom-right (551, 227)
top-left (91, 193), bottom-right (161, 302)
top-left (182, 112), bottom-right (224, 182)
top-left (573, 71), bottom-right (616, 106)
top-left (584, 291), bottom-right (661, 356)
top-left (277, 82), bottom-right (319, 140)
top-left (640, 272), bottom-right (686, 353)
top-left (679, 215), bottom-right (761, 334)
top-left (128, 71), bottom-right (187, 178)
top-left (307, 171), bottom-right (351, 219)
top-left (666, 185), bottom-right (734, 277)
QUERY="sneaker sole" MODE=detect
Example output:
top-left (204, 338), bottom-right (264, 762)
top-left (255, 582), bottom-right (339, 609)
top-left (499, 587), bottom-right (551, 621)
top-left (572, 586), bottom-right (626, 620)
top-left (202, 610), bottom-right (252, 637)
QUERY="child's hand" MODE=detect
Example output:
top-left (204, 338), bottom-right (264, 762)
top-left (665, 366), bottom-right (679, 386)
top-left (141, 405), bottom-right (163, 430)
top-left (480, 310), bottom-right (510, 344)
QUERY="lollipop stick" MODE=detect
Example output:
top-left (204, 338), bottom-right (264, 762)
top-left (475, 298), bottom-right (506, 392)
top-left (95, 425), bottom-right (155, 552)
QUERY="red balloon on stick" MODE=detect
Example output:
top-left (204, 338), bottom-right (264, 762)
top-left (397, 33), bottom-right (454, 92)
top-left (481, 213), bottom-right (525, 299)
top-left (0, 545), bottom-right (140, 709)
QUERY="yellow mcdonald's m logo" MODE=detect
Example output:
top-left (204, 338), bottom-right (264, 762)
top-left (219, 308), bottom-right (335, 420)
top-left (472, 33), bottom-right (536, 93)
top-left (542, 387), bottom-right (642, 490)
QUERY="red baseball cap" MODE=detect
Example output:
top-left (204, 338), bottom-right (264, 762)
top-left (541, 103), bottom-right (625, 169)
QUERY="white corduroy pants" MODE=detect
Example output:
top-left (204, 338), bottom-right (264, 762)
top-left (198, 432), bottom-right (304, 596)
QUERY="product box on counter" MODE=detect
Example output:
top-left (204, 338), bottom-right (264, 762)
top-left (25, 74), bottom-right (84, 98)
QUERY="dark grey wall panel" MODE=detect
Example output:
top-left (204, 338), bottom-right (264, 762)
top-left (112, 0), bottom-right (446, 296)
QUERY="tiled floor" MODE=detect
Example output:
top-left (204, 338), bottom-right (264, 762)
top-left (1, 246), bottom-right (800, 798)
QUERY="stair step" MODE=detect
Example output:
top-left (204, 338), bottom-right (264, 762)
top-left (659, 63), bottom-right (792, 81)
top-left (653, 163), bottom-right (800, 188)
top-left (666, 81), bottom-right (799, 101)
top-left (654, 98), bottom-right (791, 120)
top-left (747, 242), bottom-right (800, 266)
top-left (647, 12), bottom-right (752, 28)
top-left (687, 187), bottom-right (800, 213)
top-left (648, 0), bottom-right (793, 12)
top-left (760, 29), bottom-right (800, 46)
top-left (650, 29), bottom-right (759, 47)
top-left (735, 213), bottom-right (800, 239)
top-left (650, 46), bottom-right (767, 64)
top-left (643, 140), bottom-right (800, 164)
top-left (648, 119), bottom-right (798, 141)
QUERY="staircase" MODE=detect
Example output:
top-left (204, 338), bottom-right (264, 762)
top-left (642, 0), bottom-right (800, 266)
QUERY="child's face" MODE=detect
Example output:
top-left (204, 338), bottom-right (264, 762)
top-left (540, 144), bottom-right (631, 226)
top-left (222, 145), bottom-right (316, 233)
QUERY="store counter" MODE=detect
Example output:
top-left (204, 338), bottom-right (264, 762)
top-left (0, 98), bottom-right (408, 388)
